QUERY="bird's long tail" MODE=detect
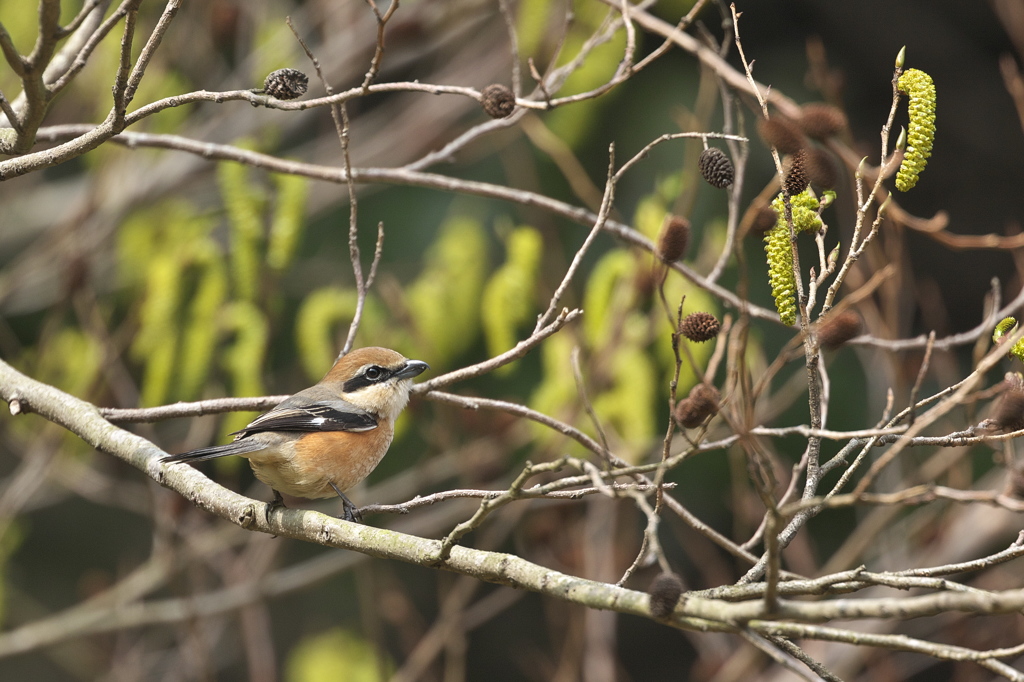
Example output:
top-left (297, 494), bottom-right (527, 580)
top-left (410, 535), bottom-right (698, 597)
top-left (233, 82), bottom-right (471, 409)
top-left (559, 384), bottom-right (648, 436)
top-left (162, 440), bottom-right (265, 464)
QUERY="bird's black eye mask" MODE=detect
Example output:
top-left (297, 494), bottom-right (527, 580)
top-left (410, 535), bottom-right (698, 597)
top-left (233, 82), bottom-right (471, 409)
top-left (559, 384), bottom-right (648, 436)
top-left (342, 365), bottom-right (392, 393)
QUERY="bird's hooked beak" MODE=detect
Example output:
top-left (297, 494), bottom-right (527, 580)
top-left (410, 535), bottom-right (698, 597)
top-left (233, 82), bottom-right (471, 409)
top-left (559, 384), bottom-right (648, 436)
top-left (395, 360), bottom-right (429, 380)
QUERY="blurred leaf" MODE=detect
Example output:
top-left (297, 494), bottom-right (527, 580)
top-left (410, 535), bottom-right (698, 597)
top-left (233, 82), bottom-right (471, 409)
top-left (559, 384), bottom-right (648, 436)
top-left (0, 521), bottom-right (24, 627)
top-left (633, 192), bottom-right (669, 243)
top-left (177, 247), bottom-right (229, 401)
top-left (286, 628), bottom-right (390, 682)
top-left (296, 287), bottom-right (357, 381)
top-left (528, 332), bottom-right (582, 447)
top-left (582, 249), bottom-right (635, 348)
top-left (516, 0), bottom-right (553, 61)
top-left (481, 226), bottom-right (543, 370)
top-left (267, 173), bottom-right (309, 272)
top-left (132, 254), bottom-right (182, 406)
top-left (591, 320), bottom-right (658, 462)
top-left (407, 216), bottom-right (488, 368)
top-left (117, 201), bottom-right (202, 287)
top-left (545, 2), bottom-right (629, 149)
top-left (218, 157), bottom-right (265, 302)
top-left (252, 16), bottom-right (304, 88)
top-left (31, 327), bottom-right (103, 399)
top-left (220, 301), bottom-right (268, 435)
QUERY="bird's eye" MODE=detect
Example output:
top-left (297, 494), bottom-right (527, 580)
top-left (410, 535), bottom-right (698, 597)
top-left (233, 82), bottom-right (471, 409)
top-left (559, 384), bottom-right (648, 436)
top-left (364, 366), bottom-right (385, 382)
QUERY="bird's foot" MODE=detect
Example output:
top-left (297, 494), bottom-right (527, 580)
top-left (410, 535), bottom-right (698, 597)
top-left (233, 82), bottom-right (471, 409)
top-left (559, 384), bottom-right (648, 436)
top-left (330, 481), bottom-right (363, 523)
top-left (265, 489), bottom-right (287, 525)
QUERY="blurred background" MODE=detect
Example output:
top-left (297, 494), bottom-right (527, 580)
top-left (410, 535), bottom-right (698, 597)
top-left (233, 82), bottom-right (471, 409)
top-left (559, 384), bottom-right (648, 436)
top-left (1, 0), bottom-right (1024, 680)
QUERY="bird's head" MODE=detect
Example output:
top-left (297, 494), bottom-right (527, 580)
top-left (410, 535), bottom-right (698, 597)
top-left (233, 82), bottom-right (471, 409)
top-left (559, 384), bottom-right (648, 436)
top-left (324, 347), bottom-right (429, 420)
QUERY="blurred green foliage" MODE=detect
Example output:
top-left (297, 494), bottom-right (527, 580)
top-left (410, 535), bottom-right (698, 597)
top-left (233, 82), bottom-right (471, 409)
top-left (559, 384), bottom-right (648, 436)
top-left (117, 156), bottom-right (308, 415)
top-left (285, 628), bottom-right (390, 682)
top-left (406, 216), bottom-right (488, 370)
top-left (530, 178), bottom-right (717, 461)
top-left (517, 0), bottom-right (627, 149)
top-left (0, 522), bottom-right (22, 627)
top-left (481, 225), bottom-right (542, 369)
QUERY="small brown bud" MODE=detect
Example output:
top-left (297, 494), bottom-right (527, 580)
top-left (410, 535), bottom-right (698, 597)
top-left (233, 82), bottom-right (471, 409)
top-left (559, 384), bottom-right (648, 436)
top-left (481, 84), bottom-right (516, 118)
top-left (648, 572), bottom-right (684, 618)
top-left (688, 383), bottom-right (720, 411)
top-left (698, 147), bottom-right (734, 189)
top-left (674, 399), bottom-right (702, 429)
top-left (818, 310), bottom-right (862, 349)
top-left (263, 68), bottom-right (308, 100)
top-left (995, 387), bottom-right (1024, 433)
top-left (798, 103), bottom-right (848, 140)
top-left (783, 149), bottom-right (810, 196)
top-left (680, 311), bottom-right (720, 343)
top-left (757, 117), bottom-right (807, 155)
top-left (806, 148), bottom-right (839, 189)
top-left (674, 383), bottom-right (720, 428)
top-left (656, 215), bottom-right (690, 262)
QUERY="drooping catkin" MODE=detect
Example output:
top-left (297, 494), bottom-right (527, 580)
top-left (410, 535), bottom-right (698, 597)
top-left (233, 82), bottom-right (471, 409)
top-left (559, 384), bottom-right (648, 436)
top-left (895, 68), bottom-right (936, 192)
top-left (764, 220), bottom-right (797, 326)
top-left (763, 190), bottom-right (822, 325)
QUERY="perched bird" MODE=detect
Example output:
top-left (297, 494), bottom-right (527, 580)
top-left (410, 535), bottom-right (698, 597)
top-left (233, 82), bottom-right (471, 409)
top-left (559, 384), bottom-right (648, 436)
top-left (163, 347), bottom-right (429, 521)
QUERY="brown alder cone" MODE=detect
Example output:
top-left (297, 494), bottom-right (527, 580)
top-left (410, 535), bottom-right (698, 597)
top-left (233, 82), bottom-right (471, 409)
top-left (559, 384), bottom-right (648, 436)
top-left (481, 84), bottom-right (516, 118)
top-left (263, 68), bottom-right (309, 100)
top-left (679, 312), bottom-right (720, 343)
top-left (698, 147), bottom-right (734, 188)
top-left (784, 149), bottom-right (810, 196)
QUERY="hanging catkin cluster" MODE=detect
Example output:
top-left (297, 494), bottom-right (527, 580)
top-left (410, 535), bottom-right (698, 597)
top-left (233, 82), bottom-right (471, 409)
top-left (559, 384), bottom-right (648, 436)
top-left (895, 68), bottom-right (936, 192)
top-left (993, 316), bottom-right (1024, 363)
top-left (764, 190), bottom-right (822, 326)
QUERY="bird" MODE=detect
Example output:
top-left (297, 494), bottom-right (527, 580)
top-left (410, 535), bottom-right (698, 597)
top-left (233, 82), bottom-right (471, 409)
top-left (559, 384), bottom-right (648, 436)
top-left (162, 347), bottom-right (429, 521)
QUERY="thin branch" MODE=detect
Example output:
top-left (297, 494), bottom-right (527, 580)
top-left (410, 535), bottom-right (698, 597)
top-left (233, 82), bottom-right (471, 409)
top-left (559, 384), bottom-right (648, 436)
top-left (123, 0), bottom-right (180, 106)
top-left (358, 481), bottom-right (673, 516)
top-left (534, 145), bottom-right (617, 333)
top-left (360, 0), bottom-right (399, 91)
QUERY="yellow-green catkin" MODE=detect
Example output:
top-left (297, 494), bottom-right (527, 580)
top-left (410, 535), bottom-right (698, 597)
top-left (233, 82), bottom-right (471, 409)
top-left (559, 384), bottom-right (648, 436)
top-left (481, 226), bottom-right (542, 366)
top-left (267, 173), bottom-right (308, 272)
top-left (895, 68), bottom-right (936, 192)
top-left (994, 316), bottom-right (1024, 362)
top-left (764, 190), bottom-right (822, 326)
top-left (764, 222), bottom-right (797, 326)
